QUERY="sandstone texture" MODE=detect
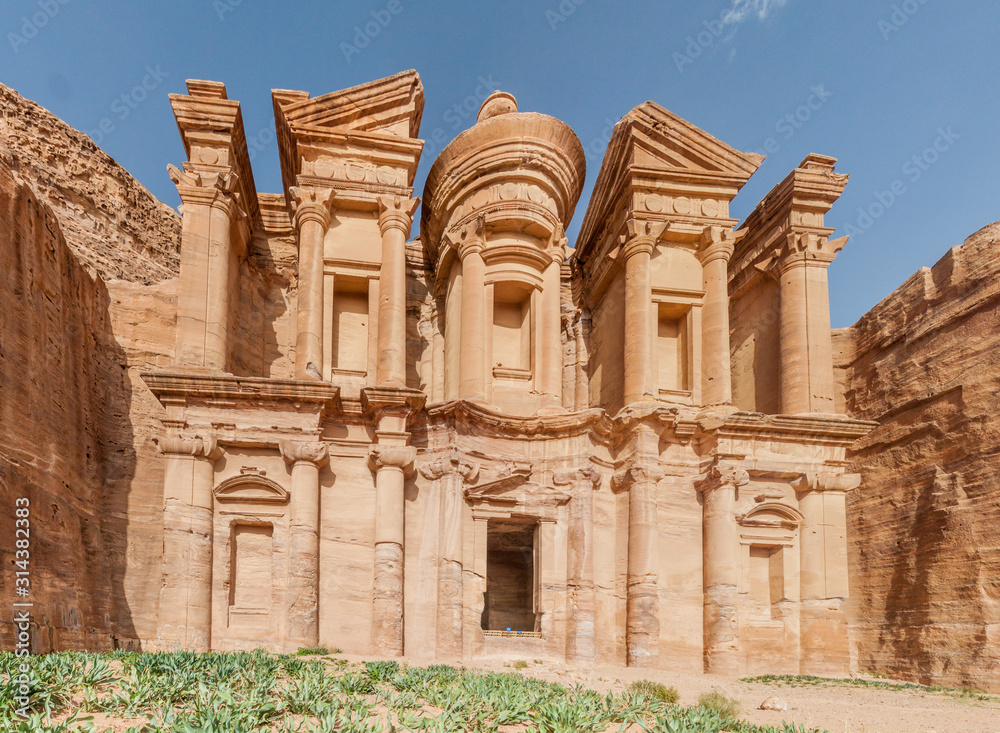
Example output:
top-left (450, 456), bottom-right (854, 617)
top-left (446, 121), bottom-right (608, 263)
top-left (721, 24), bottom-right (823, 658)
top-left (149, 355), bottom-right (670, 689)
top-left (837, 222), bottom-right (1000, 692)
top-left (0, 83), bottom-right (180, 283)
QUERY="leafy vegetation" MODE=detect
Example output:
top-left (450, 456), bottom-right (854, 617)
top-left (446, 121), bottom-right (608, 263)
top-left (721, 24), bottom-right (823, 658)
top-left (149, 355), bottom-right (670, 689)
top-left (0, 650), bottom-right (831, 732)
top-left (627, 679), bottom-right (680, 704)
top-left (696, 690), bottom-right (740, 719)
top-left (740, 674), bottom-right (995, 702)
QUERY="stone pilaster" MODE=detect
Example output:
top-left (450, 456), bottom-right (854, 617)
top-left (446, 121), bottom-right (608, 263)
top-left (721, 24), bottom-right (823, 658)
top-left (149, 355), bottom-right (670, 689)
top-left (376, 195), bottom-right (420, 387)
top-left (612, 463), bottom-right (664, 667)
top-left (455, 222), bottom-right (487, 403)
top-left (697, 226), bottom-right (740, 407)
top-left (794, 471), bottom-right (861, 675)
top-left (169, 167), bottom-right (243, 371)
top-left (369, 444), bottom-right (417, 656)
top-left (420, 448), bottom-right (479, 660)
top-left (280, 440), bottom-right (329, 649)
top-left (289, 185), bottom-right (336, 380)
top-left (155, 433), bottom-right (223, 651)
top-left (621, 235), bottom-right (656, 406)
top-left (554, 465), bottom-right (602, 665)
top-left (538, 238), bottom-right (567, 410)
top-left (697, 461), bottom-right (750, 675)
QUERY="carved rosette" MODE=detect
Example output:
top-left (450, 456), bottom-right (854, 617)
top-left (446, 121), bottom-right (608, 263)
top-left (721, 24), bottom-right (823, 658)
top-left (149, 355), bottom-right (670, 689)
top-left (377, 195), bottom-right (420, 236)
top-left (289, 185), bottom-right (336, 230)
top-left (280, 440), bottom-right (330, 468)
top-left (156, 433), bottom-right (223, 461)
top-left (369, 445), bottom-right (417, 477)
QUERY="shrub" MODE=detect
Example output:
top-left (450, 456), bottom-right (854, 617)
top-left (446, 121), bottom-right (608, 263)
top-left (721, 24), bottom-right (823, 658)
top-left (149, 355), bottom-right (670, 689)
top-left (697, 690), bottom-right (740, 718)
top-left (513, 660), bottom-right (528, 670)
top-left (627, 679), bottom-right (680, 704)
top-left (294, 646), bottom-right (329, 656)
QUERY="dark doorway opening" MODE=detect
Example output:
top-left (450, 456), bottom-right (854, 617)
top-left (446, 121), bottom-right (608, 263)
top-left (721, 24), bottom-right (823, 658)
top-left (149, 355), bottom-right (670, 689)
top-left (482, 520), bottom-right (537, 632)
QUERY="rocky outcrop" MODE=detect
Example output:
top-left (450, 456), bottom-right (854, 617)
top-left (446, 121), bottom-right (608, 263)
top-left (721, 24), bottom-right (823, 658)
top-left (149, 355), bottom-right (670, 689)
top-left (0, 162), bottom-right (137, 650)
top-left (0, 83), bottom-right (179, 283)
top-left (839, 222), bottom-right (1000, 692)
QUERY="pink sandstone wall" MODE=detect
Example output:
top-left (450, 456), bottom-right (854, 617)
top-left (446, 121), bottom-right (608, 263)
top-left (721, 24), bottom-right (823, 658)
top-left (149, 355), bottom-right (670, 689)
top-left (838, 221), bottom-right (1000, 692)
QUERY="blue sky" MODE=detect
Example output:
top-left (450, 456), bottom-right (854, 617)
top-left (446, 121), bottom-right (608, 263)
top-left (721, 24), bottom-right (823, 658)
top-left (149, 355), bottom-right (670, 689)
top-left (2, 0), bottom-right (998, 326)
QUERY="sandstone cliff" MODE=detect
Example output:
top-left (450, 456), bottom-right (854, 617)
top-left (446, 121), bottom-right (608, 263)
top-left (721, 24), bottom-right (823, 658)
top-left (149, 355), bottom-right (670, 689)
top-left (0, 162), bottom-right (137, 650)
top-left (839, 222), bottom-right (1000, 692)
top-left (0, 83), bottom-right (180, 283)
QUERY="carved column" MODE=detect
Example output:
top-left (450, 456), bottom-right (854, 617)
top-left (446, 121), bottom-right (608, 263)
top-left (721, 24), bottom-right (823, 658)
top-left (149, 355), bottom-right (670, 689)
top-left (420, 449), bottom-right (479, 659)
top-left (622, 236), bottom-right (656, 405)
top-left (698, 227), bottom-right (738, 406)
top-left (457, 224), bottom-right (487, 403)
top-left (168, 166), bottom-right (242, 371)
top-left (369, 444), bottom-right (417, 656)
top-left (794, 471), bottom-right (860, 674)
top-left (281, 440), bottom-right (329, 649)
top-left (612, 464), bottom-right (664, 667)
top-left (538, 240), bottom-right (566, 409)
top-left (778, 233), bottom-right (839, 414)
top-left (290, 186), bottom-right (336, 380)
top-left (554, 465), bottom-right (602, 665)
top-left (376, 196), bottom-right (420, 387)
top-left (156, 434), bottom-right (223, 651)
top-left (697, 463), bottom-right (750, 675)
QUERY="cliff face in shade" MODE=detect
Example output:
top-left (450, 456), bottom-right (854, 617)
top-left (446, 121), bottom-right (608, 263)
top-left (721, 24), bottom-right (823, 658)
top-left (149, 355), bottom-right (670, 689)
top-left (838, 222), bottom-right (1000, 692)
top-left (0, 162), bottom-right (139, 649)
top-left (0, 83), bottom-right (180, 283)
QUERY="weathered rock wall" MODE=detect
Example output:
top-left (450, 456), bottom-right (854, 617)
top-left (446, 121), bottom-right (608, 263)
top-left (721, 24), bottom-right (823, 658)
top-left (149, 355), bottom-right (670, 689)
top-left (0, 163), bottom-right (138, 650)
top-left (840, 222), bottom-right (1000, 692)
top-left (0, 83), bottom-right (180, 284)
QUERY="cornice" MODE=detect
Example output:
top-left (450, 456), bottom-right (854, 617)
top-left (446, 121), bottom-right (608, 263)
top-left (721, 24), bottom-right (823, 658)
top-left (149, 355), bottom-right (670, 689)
top-left (141, 371), bottom-right (340, 409)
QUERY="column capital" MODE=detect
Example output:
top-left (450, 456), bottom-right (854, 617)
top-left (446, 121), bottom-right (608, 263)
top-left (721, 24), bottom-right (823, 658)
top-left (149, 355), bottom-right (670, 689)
top-left (446, 218), bottom-right (486, 259)
top-left (419, 447), bottom-right (479, 483)
top-left (377, 195), bottom-right (420, 236)
top-left (155, 433), bottom-right (223, 461)
top-left (697, 225), bottom-right (744, 265)
top-left (696, 461), bottom-right (750, 494)
top-left (792, 471), bottom-right (861, 493)
top-left (611, 464), bottom-right (664, 493)
top-left (369, 445), bottom-right (417, 477)
top-left (168, 164), bottom-right (240, 218)
top-left (553, 465), bottom-right (603, 489)
top-left (289, 185), bottom-right (336, 230)
top-left (776, 230), bottom-right (848, 271)
top-left (280, 440), bottom-right (329, 468)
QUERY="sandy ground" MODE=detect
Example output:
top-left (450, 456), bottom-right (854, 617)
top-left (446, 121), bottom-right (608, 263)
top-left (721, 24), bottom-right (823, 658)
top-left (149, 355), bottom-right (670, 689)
top-left (386, 654), bottom-right (1000, 733)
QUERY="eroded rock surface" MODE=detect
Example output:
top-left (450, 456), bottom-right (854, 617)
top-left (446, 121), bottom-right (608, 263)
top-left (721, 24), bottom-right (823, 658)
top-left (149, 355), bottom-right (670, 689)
top-left (838, 222), bottom-right (1000, 692)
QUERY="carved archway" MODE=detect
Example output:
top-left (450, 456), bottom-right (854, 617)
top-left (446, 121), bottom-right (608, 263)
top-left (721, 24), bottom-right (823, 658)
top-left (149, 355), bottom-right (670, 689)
top-left (213, 474), bottom-right (289, 504)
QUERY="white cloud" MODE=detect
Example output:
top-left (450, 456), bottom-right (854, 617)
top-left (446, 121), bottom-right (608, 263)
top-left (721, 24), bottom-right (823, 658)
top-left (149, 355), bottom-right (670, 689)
top-left (722, 0), bottom-right (789, 26)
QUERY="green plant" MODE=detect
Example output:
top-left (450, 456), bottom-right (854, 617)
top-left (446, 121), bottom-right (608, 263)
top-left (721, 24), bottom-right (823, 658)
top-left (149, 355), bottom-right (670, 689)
top-left (295, 646), bottom-right (329, 656)
top-left (512, 660), bottom-right (528, 670)
top-left (697, 690), bottom-right (740, 719)
top-left (627, 679), bottom-right (680, 704)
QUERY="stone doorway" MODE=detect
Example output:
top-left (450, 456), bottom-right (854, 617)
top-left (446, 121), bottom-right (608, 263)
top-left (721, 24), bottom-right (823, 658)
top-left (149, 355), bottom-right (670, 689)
top-left (481, 519), bottom-right (537, 632)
